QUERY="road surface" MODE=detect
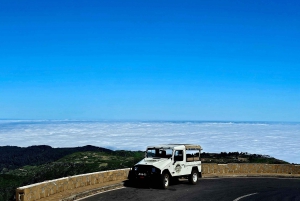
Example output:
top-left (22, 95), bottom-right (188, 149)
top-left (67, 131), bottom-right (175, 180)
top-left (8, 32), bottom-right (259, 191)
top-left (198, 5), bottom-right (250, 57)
top-left (80, 177), bottom-right (300, 201)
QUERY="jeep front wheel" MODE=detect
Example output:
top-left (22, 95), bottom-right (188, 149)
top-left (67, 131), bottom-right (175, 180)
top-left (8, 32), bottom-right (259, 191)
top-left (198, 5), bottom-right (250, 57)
top-left (188, 170), bottom-right (198, 185)
top-left (161, 172), bottom-right (170, 189)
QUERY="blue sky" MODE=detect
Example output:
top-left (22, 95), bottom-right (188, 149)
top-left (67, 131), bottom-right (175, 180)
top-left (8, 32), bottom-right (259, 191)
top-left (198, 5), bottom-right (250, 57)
top-left (0, 0), bottom-right (299, 121)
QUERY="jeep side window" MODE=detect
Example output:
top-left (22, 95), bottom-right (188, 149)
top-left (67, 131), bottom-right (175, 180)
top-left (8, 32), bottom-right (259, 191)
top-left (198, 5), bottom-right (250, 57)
top-left (174, 150), bottom-right (183, 161)
top-left (186, 150), bottom-right (200, 162)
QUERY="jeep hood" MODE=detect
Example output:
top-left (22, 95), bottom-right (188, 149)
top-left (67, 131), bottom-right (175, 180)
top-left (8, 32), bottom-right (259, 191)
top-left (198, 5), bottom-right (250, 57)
top-left (136, 157), bottom-right (171, 169)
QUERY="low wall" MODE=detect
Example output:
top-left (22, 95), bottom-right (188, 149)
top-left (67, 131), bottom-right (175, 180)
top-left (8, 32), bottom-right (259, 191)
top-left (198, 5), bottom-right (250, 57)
top-left (202, 163), bottom-right (300, 175)
top-left (16, 164), bottom-right (300, 201)
top-left (16, 168), bottom-right (130, 201)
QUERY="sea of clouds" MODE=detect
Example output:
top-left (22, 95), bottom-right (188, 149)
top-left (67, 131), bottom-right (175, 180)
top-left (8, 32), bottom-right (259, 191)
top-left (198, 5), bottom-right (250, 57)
top-left (0, 120), bottom-right (299, 164)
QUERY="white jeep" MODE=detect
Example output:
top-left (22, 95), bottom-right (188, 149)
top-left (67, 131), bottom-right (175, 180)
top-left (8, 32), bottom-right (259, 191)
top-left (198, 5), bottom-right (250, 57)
top-left (128, 144), bottom-right (202, 188)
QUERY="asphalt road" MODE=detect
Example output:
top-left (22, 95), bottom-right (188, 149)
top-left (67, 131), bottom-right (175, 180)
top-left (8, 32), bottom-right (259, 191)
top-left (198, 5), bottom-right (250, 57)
top-left (81, 177), bottom-right (300, 201)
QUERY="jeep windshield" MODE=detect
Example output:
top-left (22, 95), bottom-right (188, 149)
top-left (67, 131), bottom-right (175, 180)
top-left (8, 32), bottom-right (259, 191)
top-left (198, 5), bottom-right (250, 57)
top-left (146, 148), bottom-right (173, 158)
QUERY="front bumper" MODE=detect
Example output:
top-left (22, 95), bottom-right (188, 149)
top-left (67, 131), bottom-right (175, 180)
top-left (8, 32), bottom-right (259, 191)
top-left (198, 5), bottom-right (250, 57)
top-left (128, 165), bottom-right (161, 181)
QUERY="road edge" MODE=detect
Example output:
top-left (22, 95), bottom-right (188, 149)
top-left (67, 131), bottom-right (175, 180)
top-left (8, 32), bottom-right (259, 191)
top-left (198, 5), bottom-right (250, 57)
top-left (69, 174), bottom-right (300, 200)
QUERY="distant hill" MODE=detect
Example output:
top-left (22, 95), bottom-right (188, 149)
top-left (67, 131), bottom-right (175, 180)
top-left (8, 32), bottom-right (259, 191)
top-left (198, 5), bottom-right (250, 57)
top-left (0, 145), bottom-right (112, 173)
top-left (201, 152), bottom-right (288, 164)
top-left (0, 145), bottom-right (143, 201)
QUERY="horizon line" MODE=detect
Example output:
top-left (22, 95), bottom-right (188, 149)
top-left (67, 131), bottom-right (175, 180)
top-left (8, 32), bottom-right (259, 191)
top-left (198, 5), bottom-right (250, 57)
top-left (0, 119), bottom-right (299, 124)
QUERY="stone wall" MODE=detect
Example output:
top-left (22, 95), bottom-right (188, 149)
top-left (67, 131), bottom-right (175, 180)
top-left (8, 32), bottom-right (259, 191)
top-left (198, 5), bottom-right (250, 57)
top-left (16, 164), bottom-right (300, 201)
top-left (16, 168), bottom-right (130, 201)
top-left (202, 163), bottom-right (300, 175)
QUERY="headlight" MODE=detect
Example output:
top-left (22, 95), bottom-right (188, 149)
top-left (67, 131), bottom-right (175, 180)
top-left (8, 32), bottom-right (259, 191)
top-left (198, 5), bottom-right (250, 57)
top-left (134, 166), bottom-right (138, 171)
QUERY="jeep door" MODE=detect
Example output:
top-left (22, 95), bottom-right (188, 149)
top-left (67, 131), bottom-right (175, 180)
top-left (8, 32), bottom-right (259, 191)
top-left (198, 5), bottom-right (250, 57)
top-left (172, 149), bottom-right (189, 176)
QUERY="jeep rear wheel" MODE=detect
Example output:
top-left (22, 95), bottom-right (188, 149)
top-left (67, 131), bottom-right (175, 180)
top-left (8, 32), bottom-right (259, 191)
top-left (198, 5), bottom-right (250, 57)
top-left (161, 172), bottom-right (170, 189)
top-left (188, 170), bottom-right (198, 185)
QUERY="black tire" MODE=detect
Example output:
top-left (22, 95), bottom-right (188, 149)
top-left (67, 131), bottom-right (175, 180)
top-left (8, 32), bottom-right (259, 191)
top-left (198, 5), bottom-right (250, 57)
top-left (128, 170), bottom-right (139, 187)
top-left (188, 169), bottom-right (198, 185)
top-left (128, 170), bottom-right (135, 180)
top-left (161, 172), bottom-right (170, 189)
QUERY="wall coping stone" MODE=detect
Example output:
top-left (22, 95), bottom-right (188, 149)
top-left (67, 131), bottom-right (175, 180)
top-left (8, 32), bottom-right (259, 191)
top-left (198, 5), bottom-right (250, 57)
top-left (17, 168), bottom-right (130, 190)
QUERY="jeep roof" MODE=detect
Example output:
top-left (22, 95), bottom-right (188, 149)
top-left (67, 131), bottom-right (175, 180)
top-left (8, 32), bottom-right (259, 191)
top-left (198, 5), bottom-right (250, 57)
top-left (147, 144), bottom-right (202, 150)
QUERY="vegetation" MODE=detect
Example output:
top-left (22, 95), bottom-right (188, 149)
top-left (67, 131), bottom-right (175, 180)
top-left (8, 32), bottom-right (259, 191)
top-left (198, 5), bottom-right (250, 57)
top-left (0, 146), bottom-right (144, 201)
top-left (0, 146), bottom-right (288, 201)
top-left (0, 145), bottom-right (112, 172)
top-left (201, 152), bottom-right (289, 164)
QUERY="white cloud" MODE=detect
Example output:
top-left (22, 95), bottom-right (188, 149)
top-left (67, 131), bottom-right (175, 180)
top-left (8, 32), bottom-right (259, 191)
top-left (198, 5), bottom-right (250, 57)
top-left (0, 120), bottom-right (299, 164)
